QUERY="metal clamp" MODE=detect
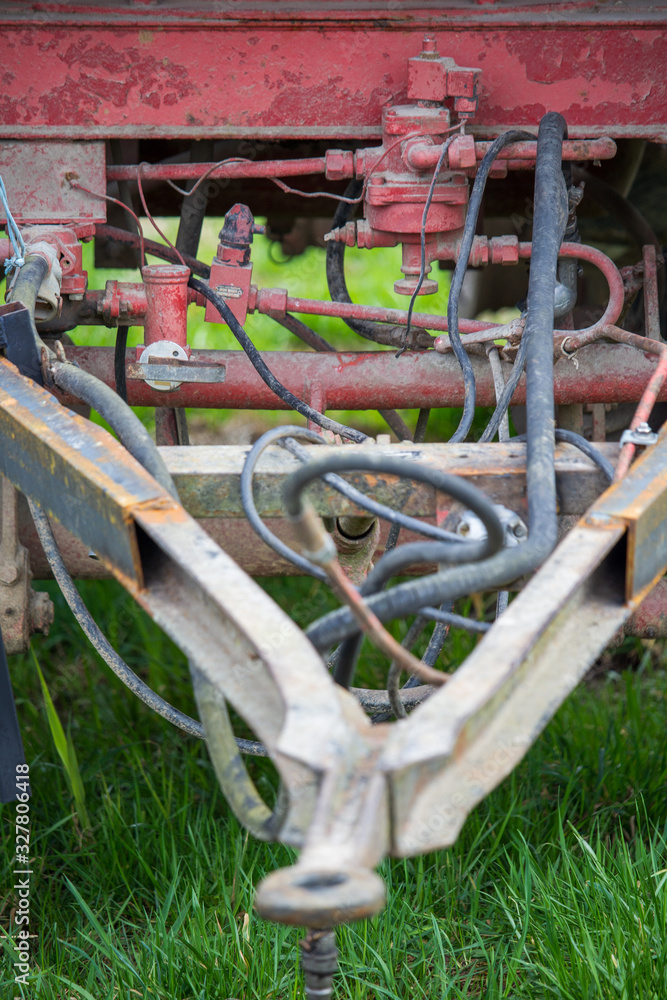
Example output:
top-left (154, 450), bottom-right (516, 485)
top-left (128, 342), bottom-right (227, 391)
top-left (619, 421), bottom-right (658, 448)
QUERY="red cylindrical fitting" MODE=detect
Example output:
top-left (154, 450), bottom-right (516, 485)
top-left (256, 286), bottom-right (288, 319)
top-left (141, 264), bottom-right (190, 348)
top-left (99, 280), bottom-right (148, 325)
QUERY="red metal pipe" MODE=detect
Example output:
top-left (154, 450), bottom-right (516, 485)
top-left (61, 344), bottom-right (665, 411)
top-left (107, 157), bottom-right (327, 183)
top-left (407, 137), bottom-right (617, 171)
top-left (254, 290), bottom-right (496, 335)
top-left (577, 326), bottom-right (667, 481)
top-left (262, 242), bottom-right (623, 340)
top-left (519, 241), bottom-right (624, 336)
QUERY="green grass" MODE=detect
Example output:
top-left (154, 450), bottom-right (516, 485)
top-left (2, 221), bottom-right (666, 997)
top-left (2, 575), bottom-right (667, 999)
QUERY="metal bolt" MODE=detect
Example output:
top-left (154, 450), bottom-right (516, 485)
top-left (0, 564), bottom-right (19, 585)
top-left (421, 35), bottom-right (438, 57)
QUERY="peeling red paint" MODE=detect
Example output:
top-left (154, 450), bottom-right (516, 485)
top-left (0, 19), bottom-right (664, 139)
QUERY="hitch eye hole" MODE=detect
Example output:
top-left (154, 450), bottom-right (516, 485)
top-left (296, 872), bottom-right (348, 892)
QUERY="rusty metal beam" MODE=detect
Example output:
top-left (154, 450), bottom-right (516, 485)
top-left (0, 357), bottom-right (174, 586)
top-left (19, 440), bottom-right (616, 578)
top-left (61, 344), bottom-right (667, 411)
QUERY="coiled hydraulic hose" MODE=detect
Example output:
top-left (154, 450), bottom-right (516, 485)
top-left (305, 111), bottom-right (569, 651)
top-left (326, 179), bottom-right (415, 348)
top-left (330, 505), bottom-right (504, 689)
top-left (240, 426), bottom-right (468, 581)
top-left (282, 453), bottom-right (505, 686)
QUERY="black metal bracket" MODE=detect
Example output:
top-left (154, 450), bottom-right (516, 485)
top-left (0, 623), bottom-right (29, 802)
top-left (0, 300), bottom-right (43, 385)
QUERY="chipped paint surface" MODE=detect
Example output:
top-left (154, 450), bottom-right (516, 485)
top-left (0, 20), bottom-right (665, 139)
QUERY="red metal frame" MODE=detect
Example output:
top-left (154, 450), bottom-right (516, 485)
top-left (61, 344), bottom-right (667, 412)
top-left (0, 4), bottom-right (665, 141)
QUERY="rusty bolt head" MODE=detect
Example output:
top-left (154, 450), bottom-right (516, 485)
top-left (0, 564), bottom-right (19, 585)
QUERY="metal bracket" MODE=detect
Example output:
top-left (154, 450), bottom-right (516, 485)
top-left (619, 421), bottom-right (658, 448)
top-left (0, 476), bottom-right (53, 654)
top-left (3, 356), bottom-right (667, 928)
top-left (127, 355), bottom-right (227, 388)
top-left (0, 301), bottom-right (43, 385)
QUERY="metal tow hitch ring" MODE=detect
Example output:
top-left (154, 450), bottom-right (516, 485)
top-left (2, 357), bottom-right (667, 927)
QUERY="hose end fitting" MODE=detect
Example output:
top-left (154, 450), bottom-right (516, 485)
top-left (290, 502), bottom-right (337, 566)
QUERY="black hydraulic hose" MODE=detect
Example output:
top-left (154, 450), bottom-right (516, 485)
top-left (50, 361), bottom-right (179, 500)
top-left (479, 318), bottom-right (528, 443)
top-left (326, 179), bottom-right (409, 348)
top-left (8, 254), bottom-right (51, 363)
top-left (420, 619), bottom-right (450, 669)
top-left (447, 129), bottom-right (535, 443)
top-left (114, 325), bottom-right (129, 403)
top-left (272, 313), bottom-right (413, 441)
top-left (512, 429), bottom-right (614, 484)
top-left (28, 499), bottom-right (265, 755)
top-left (190, 276), bottom-right (367, 443)
top-left (241, 426), bottom-right (329, 581)
top-left (10, 254), bottom-right (48, 318)
top-left (420, 605), bottom-right (491, 635)
top-left (305, 112), bottom-right (568, 651)
top-left (283, 452), bottom-right (504, 687)
top-left (241, 426), bottom-right (466, 580)
top-left (29, 499), bottom-right (205, 738)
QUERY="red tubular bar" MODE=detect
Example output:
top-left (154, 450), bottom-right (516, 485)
top-left (255, 292), bottom-right (495, 335)
top-left (258, 242), bottom-right (623, 340)
top-left (564, 325), bottom-right (667, 481)
top-left (408, 137), bottom-right (617, 171)
top-left (518, 242), bottom-right (625, 338)
top-left (107, 157), bottom-right (327, 183)
top-left (61, 344), bottom-right (665, 411)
